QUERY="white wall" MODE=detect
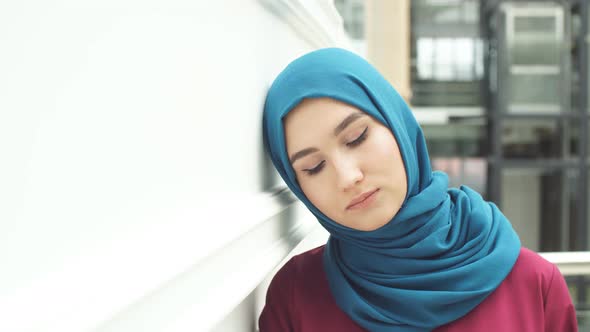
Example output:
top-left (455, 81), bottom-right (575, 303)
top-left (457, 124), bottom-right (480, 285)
top-left (0, 0), bottom-right (346, 331)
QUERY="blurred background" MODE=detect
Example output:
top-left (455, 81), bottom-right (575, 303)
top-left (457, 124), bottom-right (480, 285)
top-left (333, 0), bottom-right (590, 328)
top-left (1, 0), bottom-right (589, 331)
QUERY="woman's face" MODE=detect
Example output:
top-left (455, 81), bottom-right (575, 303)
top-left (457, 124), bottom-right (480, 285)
top-left (284, 97), bottom-right (408, 231)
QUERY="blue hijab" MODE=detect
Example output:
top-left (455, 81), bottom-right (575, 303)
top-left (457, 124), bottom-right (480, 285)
top-left (262, 48), bottom-right (521, 331)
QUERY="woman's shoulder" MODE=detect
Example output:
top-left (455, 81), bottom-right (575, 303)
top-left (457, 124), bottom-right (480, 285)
top-left (437, 247), bottom-right (576, 331)
top-left (510, 247), bottom-right (557, 281)
top-left (501, 247), bottom-right (564, 299)
top-left (289, 245), bottom-right (326, 270)
top-left (497, 247), bottom-right (577, 330)
top-left (259, 244), bottom-right (335, 331)
top-left (271, 244), bottom-right (326, 289)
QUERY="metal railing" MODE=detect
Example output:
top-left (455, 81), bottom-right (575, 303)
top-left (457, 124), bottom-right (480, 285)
top-left (540, 251), bottom-right (590, 276)
top-left (541, 251), bottom-right (590, 330)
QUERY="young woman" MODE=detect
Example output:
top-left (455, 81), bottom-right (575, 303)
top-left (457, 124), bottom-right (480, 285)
top-left (259, 48), bottom-right (577, 331)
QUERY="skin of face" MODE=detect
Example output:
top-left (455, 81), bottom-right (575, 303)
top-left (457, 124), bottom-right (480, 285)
top-left (284, 97), bottom-right (408, 231)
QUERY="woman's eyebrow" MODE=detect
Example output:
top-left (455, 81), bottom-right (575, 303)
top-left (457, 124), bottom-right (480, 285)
top-left (333, 112), bottom-right (365, 136)
top-left (290, 147), bottom-right (319, 164)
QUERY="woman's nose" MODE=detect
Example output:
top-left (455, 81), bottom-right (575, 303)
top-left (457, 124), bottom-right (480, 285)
top-left (334, 156), bottom-right (364, 192)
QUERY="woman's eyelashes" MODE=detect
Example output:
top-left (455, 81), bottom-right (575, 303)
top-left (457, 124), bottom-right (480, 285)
top-left (304, 160), bottom-right (325, 175)
top-left (302, 126), bottom-right (369, 176)
top-left (346, 126), bottom-right (368, 147)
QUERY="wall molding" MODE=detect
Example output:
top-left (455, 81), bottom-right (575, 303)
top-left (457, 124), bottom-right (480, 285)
top-left (96, 189), bottom-right (317, 332)
top-left (259, 0), bottom-right (351, 48)
top-left (1, 189), bottom-right (316, 332)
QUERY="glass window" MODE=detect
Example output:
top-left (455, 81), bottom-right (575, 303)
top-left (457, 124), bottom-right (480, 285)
top-left (334, 0), bottom-right (365, 41)
top-left (500, 168), bottom-right (578, 251)
top-left (565, 276), bottom-right (590, 330)
top-left (432, 158), bottom-right (487, 195)
top-left (501, 119), bottom-right (577, 159)
top-left (423, 123), bottom-right (486, 157)
top-left (505, 75), bottom-right (561, 112)
top-left (416, 38), bottom-right (483, 81)
top-left (411, 0), bottom-right (482, 106)
top-left (565, 120), bottom-right (589, 158)
top-left (511, 15), bottom-right (560, 66)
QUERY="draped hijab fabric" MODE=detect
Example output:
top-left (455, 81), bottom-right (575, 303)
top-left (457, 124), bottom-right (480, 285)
top-left (262, 48), bottom-right (521, 331)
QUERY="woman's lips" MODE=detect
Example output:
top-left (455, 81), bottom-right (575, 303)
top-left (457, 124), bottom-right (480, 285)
top-left (346, 189), bottom-right (380, 210)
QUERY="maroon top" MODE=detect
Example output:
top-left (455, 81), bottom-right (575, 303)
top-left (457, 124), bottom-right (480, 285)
top-left (259, 246), bottom-right (577, 331)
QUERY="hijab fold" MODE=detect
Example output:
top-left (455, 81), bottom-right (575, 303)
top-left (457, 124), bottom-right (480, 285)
top-left (263, 48), bottom-right (520, 331)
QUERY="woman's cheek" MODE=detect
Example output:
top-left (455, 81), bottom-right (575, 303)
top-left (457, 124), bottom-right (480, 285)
top-left (373, 134), bottom-right (394, 155)
top-left (313, 184), bottom-right (336, 213)
top-left (302, 180), bottom-right (322, 204)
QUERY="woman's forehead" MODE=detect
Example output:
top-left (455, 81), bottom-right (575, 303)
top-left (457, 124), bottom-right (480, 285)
top-left (282, 99), bottom-right (350, 146)
top-left (283, 97), bottom-right (365, 126)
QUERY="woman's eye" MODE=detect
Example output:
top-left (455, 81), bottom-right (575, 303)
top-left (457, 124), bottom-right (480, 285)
top-left (303, 160), bottom-right (325, 176)
top-left (346, 126), bottom-right (368, 147)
